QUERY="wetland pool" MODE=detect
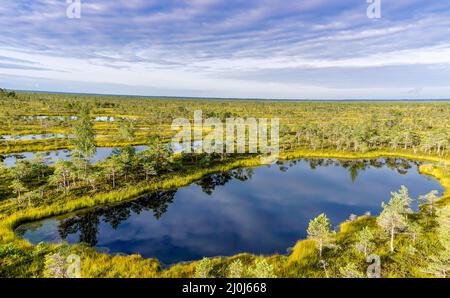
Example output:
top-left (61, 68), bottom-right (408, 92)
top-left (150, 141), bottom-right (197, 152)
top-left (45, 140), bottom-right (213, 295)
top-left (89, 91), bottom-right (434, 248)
top-left (16, 158), bottom-right (444, 265)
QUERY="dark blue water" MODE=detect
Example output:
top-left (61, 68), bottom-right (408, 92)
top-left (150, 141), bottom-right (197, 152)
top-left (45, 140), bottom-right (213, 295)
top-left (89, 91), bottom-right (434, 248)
top-left (16, 158), bottom-right (444, 265)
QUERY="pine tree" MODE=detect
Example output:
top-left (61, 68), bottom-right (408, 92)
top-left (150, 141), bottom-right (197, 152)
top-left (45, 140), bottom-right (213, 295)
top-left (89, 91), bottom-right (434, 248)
top-left (10, 179), bottom-right (27, 203)
top-left (103, 155), bottom-right (121, 188)
top-left (407, 222), bottom-right (422, 244)
top-left (248, 259), bottom-right (276, 278)
top-left (419, 190), bottom-right (439, 216)
top-left (389, 185), bottom-right (413, 219)
top-left (377, 200), bottom-right (408, 253)
top-left (355, 227), bottom-right (375, 257)
top-left (307, 213), bottom-right (334, 258)
top-left (227, 260), bottom-right (244, 278)
top-left (423, 206), bottom-right (450, 277)
top-left (117, 120), bottom-right (135, 141)
top-left (196, 257), bottom-right (213, 278)
top-left (72, 105), bottom-right (96, 160)
top-left (50, 159), bottom-right (73, 194)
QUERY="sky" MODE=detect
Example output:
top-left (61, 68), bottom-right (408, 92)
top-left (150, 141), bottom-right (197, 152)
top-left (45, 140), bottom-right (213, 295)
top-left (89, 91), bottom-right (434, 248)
top-left (0, 0), bottom-right (450, 99)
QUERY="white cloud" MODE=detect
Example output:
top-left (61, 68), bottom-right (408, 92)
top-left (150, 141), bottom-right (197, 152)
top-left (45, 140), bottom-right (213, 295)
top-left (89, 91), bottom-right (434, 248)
top-left (1, 0), bottom-right (450, 99)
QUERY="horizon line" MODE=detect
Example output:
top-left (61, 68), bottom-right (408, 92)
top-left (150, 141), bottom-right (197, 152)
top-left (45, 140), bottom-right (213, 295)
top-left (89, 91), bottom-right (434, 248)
top-left (11, 88), bottom-right (450, 102)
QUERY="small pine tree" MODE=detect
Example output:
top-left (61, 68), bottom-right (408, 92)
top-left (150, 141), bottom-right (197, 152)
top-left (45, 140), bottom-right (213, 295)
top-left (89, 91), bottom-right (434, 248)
top-left (117, 120), bottom-right (135, 141)
top-left (419, 190), bottom-right (439, 216)
top-left (407, 222), bottom-right (422, 244)
top-left (227, 259), bottom-right (244, 278)
top-left (196, 257), bottom-right (213, 278)
top-left (423, 206), bottom-right (450, 277)
top-left (10, 179), bottom-right (27, 204)
top-left (377, 201), bottom-right (408, 253)
top-left (389, 185), bottom-right (413, 218)
top-left (307, 213), bottom-right (334, 258)
top-left (355, 227), bottom-right (375, 257)
top-left (248, 259), bottom-right (276, 278)
top-left (72, 105), bottom-right (96, 160)
top-left (50, 159), bottom-right (74, 193)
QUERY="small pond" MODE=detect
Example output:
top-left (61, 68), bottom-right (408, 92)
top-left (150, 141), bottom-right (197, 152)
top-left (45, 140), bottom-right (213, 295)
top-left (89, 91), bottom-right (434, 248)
top-left (0, 134), bottom-right (109, 141)
top-left (0, 141), bottom-right (202, 167)
top-left (19, 116), bottom-right (78, 121)
top-left (0, 134), bottom-right (70, 141)
top-left (16, 158), bottom-right (444, 265)
top-left (1, 146), bottom-right (148, 168)
top-left (18, 115), bottom-right (133, 122)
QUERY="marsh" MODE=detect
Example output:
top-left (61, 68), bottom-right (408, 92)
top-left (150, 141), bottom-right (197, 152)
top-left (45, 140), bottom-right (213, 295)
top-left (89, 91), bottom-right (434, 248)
top-left (16, 158), bottom-right (443, 265)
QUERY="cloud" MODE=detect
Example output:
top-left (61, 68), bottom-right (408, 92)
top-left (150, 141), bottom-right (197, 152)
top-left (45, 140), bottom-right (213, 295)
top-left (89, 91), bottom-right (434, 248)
top-left (0, 63), bottom-right (54, 71)
top-left (0, 0), bottom-right (449, 99)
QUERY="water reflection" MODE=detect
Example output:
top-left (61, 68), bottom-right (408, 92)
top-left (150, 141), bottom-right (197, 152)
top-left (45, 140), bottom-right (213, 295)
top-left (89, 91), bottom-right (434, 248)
top-left (0, 134), bottom-right (68, 141)
top-left (16, 158), bottom-right (443, 265)
top-left (18, 115), bottom-right (78, 121)
top-left (196, 168), bottom-right (254, 195)
top-left (0, 134), bottom-right (106, 141)
top-left (279, 158), bottom-right (420, 182)
top-left (17, 115), bottom-right (132, 122)
top-left (57, 191), bottom-right (177, 246)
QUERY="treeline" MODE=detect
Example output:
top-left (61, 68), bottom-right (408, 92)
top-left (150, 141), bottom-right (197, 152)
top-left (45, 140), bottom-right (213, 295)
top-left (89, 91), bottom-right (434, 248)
top-left (280, 115), bottom-right (450, 156)
top-left (0, 88), bottom-right (16, 99)
top-left (1, 91), bottom-right (450, 158)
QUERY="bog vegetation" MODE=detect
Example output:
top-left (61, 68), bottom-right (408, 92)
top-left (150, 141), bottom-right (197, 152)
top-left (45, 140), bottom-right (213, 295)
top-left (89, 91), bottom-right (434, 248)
top-left (0, 90), bottom-right (449, 278)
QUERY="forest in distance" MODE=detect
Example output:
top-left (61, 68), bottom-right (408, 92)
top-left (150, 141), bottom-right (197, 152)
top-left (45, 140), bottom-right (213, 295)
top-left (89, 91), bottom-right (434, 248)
top-left (0, 89), bottom-right (449, 278)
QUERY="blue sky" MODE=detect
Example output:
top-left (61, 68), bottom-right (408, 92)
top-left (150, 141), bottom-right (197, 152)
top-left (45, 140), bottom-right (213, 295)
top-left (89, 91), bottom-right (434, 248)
top-left (0, 0), bottom-right (450, 99)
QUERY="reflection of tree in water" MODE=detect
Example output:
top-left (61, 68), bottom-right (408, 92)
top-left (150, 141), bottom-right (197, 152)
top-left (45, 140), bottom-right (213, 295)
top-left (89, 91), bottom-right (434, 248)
top-left (58, 213), bottom-right (100, 246)
top-left (280, 158), bottom-right (421, 183)
top-left (276, 160), bottom-right (300, 172)
top-left (384, 158), bottom-right (417, 174)
top-left (196, 158), bottom-right (420, 190)
top-left (57, 190), bottom-right (176, 246)
top-left (55, 158), bottom-right (422, 246)
top-left (101, 207), bottom-right (132, 230)
top-left (130, 190), bottom-right (176, 219)
top-left (195, 168), bottom-right (253, 195)
top-left (57, 167), bottom-right (256, 246)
